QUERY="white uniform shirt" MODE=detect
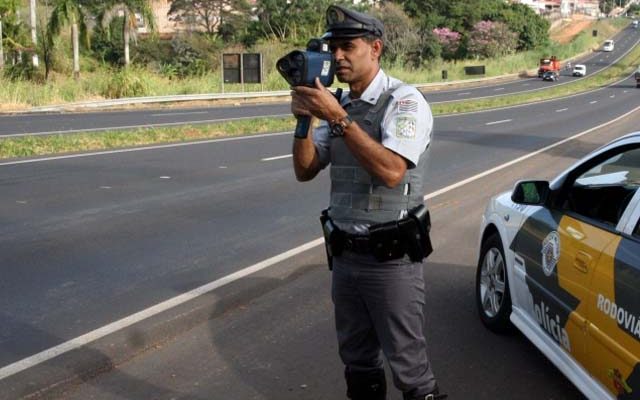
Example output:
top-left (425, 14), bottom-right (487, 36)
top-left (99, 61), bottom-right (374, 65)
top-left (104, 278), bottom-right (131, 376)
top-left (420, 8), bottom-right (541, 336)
top-left (312, 68), bottom-right (433, 170)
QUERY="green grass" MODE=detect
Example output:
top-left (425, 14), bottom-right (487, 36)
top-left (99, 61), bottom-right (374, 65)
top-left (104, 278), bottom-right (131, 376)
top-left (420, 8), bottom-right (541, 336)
top-left (0, 117), bottom-right (297, 159)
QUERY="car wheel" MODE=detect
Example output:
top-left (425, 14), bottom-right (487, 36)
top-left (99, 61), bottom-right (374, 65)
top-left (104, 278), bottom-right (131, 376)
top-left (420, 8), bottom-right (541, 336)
top-left (476, 232), bottom-right (512, 333)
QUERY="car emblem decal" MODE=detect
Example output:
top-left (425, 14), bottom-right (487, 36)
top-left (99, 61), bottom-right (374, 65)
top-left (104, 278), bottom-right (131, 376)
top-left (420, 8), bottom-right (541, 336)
top-left (541, 231), bottom-right (560, 277)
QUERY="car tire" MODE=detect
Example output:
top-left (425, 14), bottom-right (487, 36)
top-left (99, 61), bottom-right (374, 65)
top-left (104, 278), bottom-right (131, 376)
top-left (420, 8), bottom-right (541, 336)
top-left (476, 232), bottom-right (513, 333)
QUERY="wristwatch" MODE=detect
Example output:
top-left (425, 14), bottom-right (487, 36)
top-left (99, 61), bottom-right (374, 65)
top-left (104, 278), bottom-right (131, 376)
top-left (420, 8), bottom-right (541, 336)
top-left (329, 114), bottom-right (353, 137)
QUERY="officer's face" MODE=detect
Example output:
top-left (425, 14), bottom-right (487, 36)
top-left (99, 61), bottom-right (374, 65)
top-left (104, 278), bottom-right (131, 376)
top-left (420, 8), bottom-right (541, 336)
top-left (329, 37), bottom-right (382, 85)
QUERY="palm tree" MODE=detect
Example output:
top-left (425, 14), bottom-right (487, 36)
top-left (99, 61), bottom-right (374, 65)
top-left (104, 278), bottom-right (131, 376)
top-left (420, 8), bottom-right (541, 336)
top-left (47, 0), bottom-right (89, 78)
top-left (100, 0), bottom-right (155, 66)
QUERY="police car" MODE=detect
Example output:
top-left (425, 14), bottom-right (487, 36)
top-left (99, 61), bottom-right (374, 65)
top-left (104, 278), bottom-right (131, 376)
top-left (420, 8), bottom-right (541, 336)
top-left (475, 132), bottom-right (640, 399)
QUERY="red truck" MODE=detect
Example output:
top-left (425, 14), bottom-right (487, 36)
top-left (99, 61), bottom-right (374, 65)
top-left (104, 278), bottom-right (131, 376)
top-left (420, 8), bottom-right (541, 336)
top-left (538, 56), bottom-right (560, 78)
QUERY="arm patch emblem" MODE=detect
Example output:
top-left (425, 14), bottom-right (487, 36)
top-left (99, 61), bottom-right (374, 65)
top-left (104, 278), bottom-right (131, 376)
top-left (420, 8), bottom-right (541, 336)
top-left (395, 116), bottom-right (417, 139)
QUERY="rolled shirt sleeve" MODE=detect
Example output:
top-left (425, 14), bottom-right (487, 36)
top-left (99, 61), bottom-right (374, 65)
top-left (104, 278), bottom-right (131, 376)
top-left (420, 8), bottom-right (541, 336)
top-left (312, 120), bottom-right (331, 169)
top-left (380, 86), bottom-right (432, 168)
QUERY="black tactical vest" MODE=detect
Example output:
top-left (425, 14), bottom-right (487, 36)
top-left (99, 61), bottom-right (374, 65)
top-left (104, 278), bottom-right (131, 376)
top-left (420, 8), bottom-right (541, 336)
top-left (328, 85), bottom-right (430, 228)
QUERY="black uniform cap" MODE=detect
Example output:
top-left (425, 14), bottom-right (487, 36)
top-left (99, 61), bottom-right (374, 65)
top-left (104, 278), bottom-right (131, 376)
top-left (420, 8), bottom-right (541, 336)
top-left (322, 5), bottom-right (384, 40)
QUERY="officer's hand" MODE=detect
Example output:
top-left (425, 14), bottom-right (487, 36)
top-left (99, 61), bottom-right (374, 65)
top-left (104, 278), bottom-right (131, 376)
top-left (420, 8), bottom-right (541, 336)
top-left (291, 78), bottom-right (342, 121)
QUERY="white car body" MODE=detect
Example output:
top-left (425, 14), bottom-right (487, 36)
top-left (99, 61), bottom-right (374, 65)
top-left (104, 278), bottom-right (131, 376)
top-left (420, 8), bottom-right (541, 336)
top-left (477, 132), bottom-right (640, 400)
top-left (572, 64), bottom-right (586, 77)
top-left (603, 40), bottom-right (615, 52)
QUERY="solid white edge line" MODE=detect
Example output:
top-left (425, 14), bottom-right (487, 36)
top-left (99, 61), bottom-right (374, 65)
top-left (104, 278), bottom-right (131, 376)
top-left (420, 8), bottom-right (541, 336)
top-left (556, 108), bottom-right (569, 112)
top-left (150, 111), bottom-right (210, 117)
top-left (2, 103), bottom-right (640, 383)
top-left (261, 154), bottom-right (293, 161)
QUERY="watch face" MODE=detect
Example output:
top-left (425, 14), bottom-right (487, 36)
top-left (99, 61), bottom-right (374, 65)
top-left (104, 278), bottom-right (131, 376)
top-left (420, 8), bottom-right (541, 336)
top-left (330, 123), bottom-right (344, 137)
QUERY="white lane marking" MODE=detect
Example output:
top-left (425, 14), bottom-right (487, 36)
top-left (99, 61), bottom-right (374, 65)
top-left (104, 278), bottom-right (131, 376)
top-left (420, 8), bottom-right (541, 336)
top-left (522, 83), bottom-right (530, 86)
top-left (610, 95), bottom-right (616, 98)
top-left (151, 111), bottom-right (209, 117)
top-left (590, 101), bottom-right (598, 104)
top-left (16, 200), bottom-right (27, 204)
top-left (219, 166), bottom-right (228, 169)
top-left (556, 108), bottom-right (568, 112)
top-left (494, 87), bottom-right (505, 91)
top-left (0, 131), bottom-right (292, 166)
top-left (2, 103), bottom-right (640, 382)
top-left (1, 114), bottom-right (293, 138)
top-left (99, 186), bottom-right (112, 189)
top-left (261, 154), bottom-right (292, 161)
top-left (624, 90), bottom-right (629, 93)
top-left (159, 176), bottom-right (171, 179)
top-left (485, 119), bottom-right (512, 126)
top-left (457, 92), bottom-right (471, 96)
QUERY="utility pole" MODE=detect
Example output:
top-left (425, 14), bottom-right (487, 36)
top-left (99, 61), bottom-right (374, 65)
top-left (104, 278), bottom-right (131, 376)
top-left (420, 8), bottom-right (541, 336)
top-left (30, 0), bottom-right (39, 67)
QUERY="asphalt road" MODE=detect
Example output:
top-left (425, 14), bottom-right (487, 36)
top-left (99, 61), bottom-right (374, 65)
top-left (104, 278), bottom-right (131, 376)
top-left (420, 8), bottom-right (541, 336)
top-left (46, 110), bottom-right (639, 400)
top-left (0, 24), bottom-right (638, 138)
top-left (2, 64), bottom-right (640, 398)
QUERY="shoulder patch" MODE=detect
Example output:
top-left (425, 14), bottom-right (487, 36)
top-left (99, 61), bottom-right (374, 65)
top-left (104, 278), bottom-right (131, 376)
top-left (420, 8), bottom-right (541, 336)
top-left (395, 115), bottom-right (417, 139)
top-left (397, 99), bottom-right (418, 113)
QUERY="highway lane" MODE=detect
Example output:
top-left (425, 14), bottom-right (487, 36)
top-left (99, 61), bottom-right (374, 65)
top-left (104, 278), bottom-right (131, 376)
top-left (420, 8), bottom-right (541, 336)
top-left (52, 113), bottom-right (638, 400)
top-left (0, 24), bottom-right (637, 137)
top-left (426, 22), bottom-right (640, 103)
top-left (2, 69), bottom-right (640, 383)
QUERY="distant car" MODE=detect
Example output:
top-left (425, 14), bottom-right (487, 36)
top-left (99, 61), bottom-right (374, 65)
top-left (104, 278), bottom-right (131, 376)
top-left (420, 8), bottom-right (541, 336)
top-left (633, 20), bottom-right (638, 28)
top-left (603, 40), bottom-right (615, 52)
top-left (572, 64), bottom-right (586, 77)
top-left (542, 71), bottom-right (559, 81)
top-left (476, 131), bottom-right (640, 400)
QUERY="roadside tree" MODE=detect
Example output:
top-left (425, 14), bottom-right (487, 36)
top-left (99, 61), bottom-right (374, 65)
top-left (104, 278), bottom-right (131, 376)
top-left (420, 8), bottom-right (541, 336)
top-left (467, 20), bottom-right (518, 59)
top-left (168, 0), bottom-right (250, 36)
top-left (100, 0), bottom-right (155, 66)
top-left (47, 0), bottom-right (89, 78)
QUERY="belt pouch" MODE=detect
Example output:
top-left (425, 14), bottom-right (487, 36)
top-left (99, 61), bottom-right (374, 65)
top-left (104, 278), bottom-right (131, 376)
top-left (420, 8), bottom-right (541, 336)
top-left (369, 221), bottom-right (406, 262)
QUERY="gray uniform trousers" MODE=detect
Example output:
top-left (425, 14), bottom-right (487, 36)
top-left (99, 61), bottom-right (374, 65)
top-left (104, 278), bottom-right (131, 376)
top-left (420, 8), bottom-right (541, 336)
top-left (331, 250), bottom-right (437, 396)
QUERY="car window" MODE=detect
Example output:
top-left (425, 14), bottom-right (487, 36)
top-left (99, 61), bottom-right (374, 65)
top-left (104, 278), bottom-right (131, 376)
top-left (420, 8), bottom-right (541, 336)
top-left (563, 148), bottom-right (640, 227)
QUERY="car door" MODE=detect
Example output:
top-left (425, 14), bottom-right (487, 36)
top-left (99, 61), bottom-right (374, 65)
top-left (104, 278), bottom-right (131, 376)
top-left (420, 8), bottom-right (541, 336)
top-left (585, 188), bottom-right (640, 399)
top-left (510, 145), bottom-right (640, 372)
top-left (508, 202), bottom-right (602, 368)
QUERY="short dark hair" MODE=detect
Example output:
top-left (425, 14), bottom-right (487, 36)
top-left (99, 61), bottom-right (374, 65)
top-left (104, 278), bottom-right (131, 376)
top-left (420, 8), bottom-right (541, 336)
top-left (361, 33), bottom-right (384, 60)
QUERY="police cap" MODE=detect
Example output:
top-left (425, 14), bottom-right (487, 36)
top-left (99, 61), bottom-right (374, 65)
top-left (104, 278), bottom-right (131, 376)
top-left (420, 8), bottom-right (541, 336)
top-left (322, 5), bottom-right (384, 40)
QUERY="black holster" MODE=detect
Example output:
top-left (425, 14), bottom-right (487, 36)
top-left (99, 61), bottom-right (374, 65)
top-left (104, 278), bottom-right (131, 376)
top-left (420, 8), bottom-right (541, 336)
top-left (320, 209), bottom-right (344, 270)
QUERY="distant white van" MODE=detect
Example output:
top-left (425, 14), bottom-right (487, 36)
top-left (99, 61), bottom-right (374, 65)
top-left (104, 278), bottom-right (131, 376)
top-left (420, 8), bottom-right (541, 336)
top-left (633, 20), bottom-right (639, 28)
top-left (603, 39), bottom-right (615, 52)
top-left (572, 64), bottom-right (586, 77)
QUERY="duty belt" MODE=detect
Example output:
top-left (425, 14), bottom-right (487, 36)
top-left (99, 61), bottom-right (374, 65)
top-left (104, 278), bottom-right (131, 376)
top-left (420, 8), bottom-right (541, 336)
top-left (320, 205), bottom-right (433, 269)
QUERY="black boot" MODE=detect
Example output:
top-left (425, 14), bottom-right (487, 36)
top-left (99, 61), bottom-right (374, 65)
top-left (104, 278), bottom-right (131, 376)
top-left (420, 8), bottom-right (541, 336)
top-left (345, 368), bottom-right (387, 400)
top-left (403, 384), bottom-right (448, 400)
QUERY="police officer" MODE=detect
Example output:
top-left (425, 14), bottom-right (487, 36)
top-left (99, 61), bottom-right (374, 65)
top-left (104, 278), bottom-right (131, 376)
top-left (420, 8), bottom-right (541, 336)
top-left (290, 5), bottom-right (445, 400)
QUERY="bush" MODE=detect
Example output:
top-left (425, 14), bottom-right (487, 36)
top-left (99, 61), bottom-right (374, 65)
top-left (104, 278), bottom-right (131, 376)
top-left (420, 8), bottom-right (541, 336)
top-left (3, 61), bottom-right (38, 81)
top-left (101, 68), bottom-right (148, 98)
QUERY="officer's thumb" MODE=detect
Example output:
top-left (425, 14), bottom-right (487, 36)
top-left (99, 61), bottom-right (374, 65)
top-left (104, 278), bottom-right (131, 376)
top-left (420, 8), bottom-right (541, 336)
top-left (314, 77), bottom-right (325, 90)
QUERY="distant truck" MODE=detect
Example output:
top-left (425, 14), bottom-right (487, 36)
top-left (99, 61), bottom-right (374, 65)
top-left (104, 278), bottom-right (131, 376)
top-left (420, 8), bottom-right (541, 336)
top-left (538, 56), bottom-right (560, 78)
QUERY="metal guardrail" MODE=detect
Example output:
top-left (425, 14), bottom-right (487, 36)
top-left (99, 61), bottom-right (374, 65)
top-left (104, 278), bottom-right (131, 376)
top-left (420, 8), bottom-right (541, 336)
top-left (21, 73), bottom-right (525, 114)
